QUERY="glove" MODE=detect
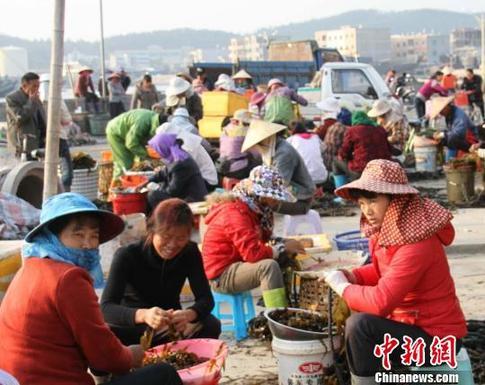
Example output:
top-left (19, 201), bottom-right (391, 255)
top-left (323, 270), bottom-right (351, 297)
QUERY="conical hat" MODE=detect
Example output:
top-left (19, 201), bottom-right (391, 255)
top-left (233, 69), bottom-right (252, 80)
top-left (241, 120), bottom-right (286, 152)
top-left (429, 96), bottom-right (455, 120)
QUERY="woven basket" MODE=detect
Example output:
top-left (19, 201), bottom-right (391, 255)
top-left (71, 167), bottom-right (99, 201)
top-left (98, 161), bottom-right (113, 195)
top-left (298, 276), bottom-right (331, 314)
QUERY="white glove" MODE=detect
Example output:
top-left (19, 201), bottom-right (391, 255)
top-left (323, 270), bottom-right (351, 297)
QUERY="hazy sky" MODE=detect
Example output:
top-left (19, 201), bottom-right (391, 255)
top-left (1, 0), bottom-right (484, 41)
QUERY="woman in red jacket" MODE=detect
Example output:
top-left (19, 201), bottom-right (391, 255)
top-left (202, 165), bottom-right (304, 308)
top-left (324, 160), bottom-right (467, 384)
top-left (0, 193), bottom-right (182, 385)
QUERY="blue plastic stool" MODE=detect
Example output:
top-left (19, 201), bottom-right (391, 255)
top-left (410, 348), bottom-right (475, 385)
top-left (211, 291), bottom-right (256, 341)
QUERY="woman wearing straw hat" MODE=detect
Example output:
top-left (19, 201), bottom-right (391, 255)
top-left (167, 76), bottom-right (203, 122)
top-left (0, 193), bottom-right (182, 385)
top-left (107, 72), bottom-right (126, 118)
top-left (202, 165), bottom-right (304, 308)
top-left (74, 66), bottom-right (99, 113)
top-left (232, 69), bottom-right (255, 97)
top-left (431, 96), bottom-right (479, 157)
top-left (264, 78), bottom-right (308, 125)
top-left (242, 119), bottom-right (315, 215)
top-left (321, 160), bottom-right (466, 384)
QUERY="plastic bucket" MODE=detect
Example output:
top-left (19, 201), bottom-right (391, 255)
top-left (272, 336), bottom-right (341, 385)
top-left (444, 165), bottom-right (475, 204)
top-left (120, 174), bottom-right (148, 188)
top-left (414, 145), bottom-right (437, 172)
top-left (112, 192), bottom-right (147, 215)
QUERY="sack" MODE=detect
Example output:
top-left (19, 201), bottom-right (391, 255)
top-left (264, 95), bottom-right (294, 125)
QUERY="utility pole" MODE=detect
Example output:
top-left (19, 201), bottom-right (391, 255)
top-left (43, 0), bottom-right (65, 201)
top-left (99, 0), bottom-right (107, 100)
top-left (481, 14), bottom-right (485, 83)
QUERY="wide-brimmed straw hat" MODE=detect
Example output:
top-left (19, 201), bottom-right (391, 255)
top-left (267, 78), bottom-right (284, 89)
top-left (166, 77), bottom-right (191, 96)
top-left (367, 99), bottom-right (392, 118)
top-left (241, 119), bottom-right (286, 152)
top-left (316, 97), bottom-right (340, 113)
top-left (215, 74), bottom-right (236, 91)
top-left (335, 159), bottom-right (419, 200)
top-left (233, 69), bottom-right (252, 80)
top-left (233, 109), bottom-right (252, 124)
top-left (429, 96), bottom-right (455, 120)
top-left (25, 193), bottom-right (125, 244)
top-left (442, 66), bottom-right (452, 75)
top-left (78, 66), bottom-right (93, 74)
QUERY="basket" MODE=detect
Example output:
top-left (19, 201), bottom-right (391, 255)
top-left (71, 167), bottom-right (99, 201)
top-left (88, 112), bottom-right (111, 136)
top-left (98, 161), bottom-right (113, 195)
top-left (298, 277), bottom-right (331, 314)
top-left (333, 230), bottom-right (369, 254)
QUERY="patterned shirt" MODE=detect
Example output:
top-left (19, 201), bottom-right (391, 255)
top-left (322, 121), bottom-right (347, 170)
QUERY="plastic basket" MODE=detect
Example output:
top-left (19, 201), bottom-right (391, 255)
top-left (201, 91), bottom-right (248, 116)
top-left (71, 167), bottom-right (99, 201)
top-left (333, 230), bottom-right (369, 254)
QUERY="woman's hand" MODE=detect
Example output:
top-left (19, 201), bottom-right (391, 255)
top-left (140, 307), bottom-right (169, 330)
top-left (339, 268), bottom-right (357, 284)
top-left (284, 239), bottom-right (305, 256)
top-left (128, 344), bottom-right (145, 368)
top-left (170, 309), bottom-right (197, 333)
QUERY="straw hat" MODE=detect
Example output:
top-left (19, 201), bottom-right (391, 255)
top-left (316, 97), bottom-right (340, 113)
top-left (78, 66), bottom-right (93, 74)
top-left (442, 66), bottom-right (452, 75)
top-left (429, 96), bottom-right (455, 120)
top-left (241, 120), bottom-right (286, 152)
top-left (108, 72), bottom-right (121, 80)
top-left (267, 78), bottom-right (284, 89)
top-left (367, 99), bottom-right (392, 118)
top-left (335, 159), bottom-right (419, 200)
top-left (232, 109), bottom-right (252, 124)
top-left (215, 74), bottom-right (236, 91)
top-left (233, 69), bottom-right (252, 80)
top-left (166, 77), bottom-right (191, 96)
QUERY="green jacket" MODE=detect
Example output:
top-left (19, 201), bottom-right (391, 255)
top-left (106, 109), bottom-right (159, 159)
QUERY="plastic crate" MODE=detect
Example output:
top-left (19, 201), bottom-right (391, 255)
top-left (333, 230), bottom-right (369, 254)
top-left (198, 116), bottom-right (227, 139)
top-left (202, 91), bottom-right (248, 117)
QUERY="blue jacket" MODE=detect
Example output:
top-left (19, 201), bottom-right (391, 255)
top-left (444, 106), bottom-right (477, 152)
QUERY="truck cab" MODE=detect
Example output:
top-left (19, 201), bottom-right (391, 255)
top-left (299, 62), bottom-right (391, 121)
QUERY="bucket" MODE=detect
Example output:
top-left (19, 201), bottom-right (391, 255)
top-left (272, 336), bottom-right (341, 385)
top-left (444, 165), bottom-right (475, 204)
top-left (88, 113), bottom-right (111, 136)
top-left (71, 167), bottom-right (99, 201)
top-left (112, 192), bottom-right (147, 215)
top-left (414, 145), bottom-right (437, 172)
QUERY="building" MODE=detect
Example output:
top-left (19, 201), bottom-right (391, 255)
top-left (450, 28), bottom-right (481, 53)
top-left (0, 46), bottom-right (28, 77)
top-left (314, 26), bottom-right (391, 63)
top-left (391, 34), bottom-right (449, 65)
top-left (228, 35), bottom-right (268, 62)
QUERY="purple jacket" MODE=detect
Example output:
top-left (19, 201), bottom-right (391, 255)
top-left (266, 86), bottom-right (308, 106)
top-left (219, 135), bottom-right (248, 172)
top-left (417, 79), bottom-right (448, 101)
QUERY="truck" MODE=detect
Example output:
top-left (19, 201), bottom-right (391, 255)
top-left (298, 62), bottom-right (392, 121)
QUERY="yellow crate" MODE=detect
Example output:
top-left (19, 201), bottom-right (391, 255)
top-left (202, 91), bottom-right (248, 117)
top-left (198, 116), bottom-right (227, 139)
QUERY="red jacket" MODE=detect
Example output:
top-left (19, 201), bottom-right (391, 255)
top-left (202, 200), bottom-right (273, 280)
top-left (343, 223), bottom-right (467, 339)
top-left (338, 124), bottom-right (392, 173)
top-left (0, 258), bottom-right (132, 385)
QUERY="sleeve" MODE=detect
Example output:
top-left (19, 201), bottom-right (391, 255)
top-left (224, 209), bottom-right (274, 263)
top-left (88, 77), bottom-right (96, 94)
top-left (130, 88), bottom-right (139, 109)
top-left (342, 242), bottom-right (431, 317)
top-left (163, 162), bottom-right (194, 197)
top-left (57, 268), bottom-right (133, 374)
top-left (6, 94), bottom-right (35, 125)
top-left (148, 168), bottom-right (168, 184)
top-left (352, 263), bottom-right (380, 286)
top-left (60, 101), bottom-right (72, 125)
top-left (272, 147), bottom-right (297, 185)
top-left (444, 116), bottom-right (470, 152)
top-left (338, 129), bottom-right (353, 160)
top-left (100, 247), bottom-right (138, 327)
top-left (290, 90), bottom-right (308, 106)
top-left (125, 123), bottom-right (150, 159)
top-left (186, 245), bottom-right (215, 320)
top-left (432, 80), bottom-right (448, 96)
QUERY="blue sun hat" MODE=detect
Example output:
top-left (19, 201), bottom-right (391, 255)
top-left (25, 192), bottom-right (125, 243)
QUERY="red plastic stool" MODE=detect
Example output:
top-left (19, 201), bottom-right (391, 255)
top-left (222, 177), bottom-right (241, 191)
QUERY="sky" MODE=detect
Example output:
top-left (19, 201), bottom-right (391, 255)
top-left (1, 0), bottom-right (484, 41)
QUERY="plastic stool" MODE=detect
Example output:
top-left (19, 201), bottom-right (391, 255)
top-left (222, 177), bottom-right (241, 191)
top-left (211, 291), bottom-right (256, 341)
top-left (283, 209), bottom-right (323, 236)
top-left (410, 348), bottom-right (475, 385)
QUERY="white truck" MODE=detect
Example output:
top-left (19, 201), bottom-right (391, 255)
top-left (298, 62), bottom-right (391, 121)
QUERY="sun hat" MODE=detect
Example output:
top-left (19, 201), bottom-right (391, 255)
top-left (25, 193), bottom-right (125, 244)
top-left (442, 66), bottom-right (452, 75)
top-left (241, 119), bottom-right (286, 152)
top-left (335, 159), bottom-right (419, 200)
top-left (108, 72), bottom-right (121, 80)
top-left (316, 97), bottom-right (340, 113)
top-left (237, 165), bottom-right (296, 203)
top-left (176, 72), bottom-right (193, 83)
top-left (166, 77), bottom-right (191, 96)
top-left (250, 91), bottom-right (266, 106)
top-left (367, 99), bottom-right (392, 118)
top-left (267, 78), bottom-right (284, 89)
top-left (428, 96), bottom-right (455, 120)
top-left (78, 66), bottom-right (93, 74)
top-left (215, 74), bottom-right (236, 91)
top-left (232, 69), bottom-right (252, 80)
top-left (232, 109), bottom-right (252, 124)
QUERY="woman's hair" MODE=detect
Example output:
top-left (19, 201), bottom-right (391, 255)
top-left (431, 71), bottom-right (443, 80)
top-left (48, 213), bottom-right (100, 235)
top-left (143, 74), bottom-right (152, 83)
top-left (289, 119), bottom-right (307, 134)
top-left (145, 198), bottom-right (193, 248)
top-left (347, 189), bottom-right (381, 200)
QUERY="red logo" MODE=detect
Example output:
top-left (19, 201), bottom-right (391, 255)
top-left (299, 362), bottom-right (323, 374)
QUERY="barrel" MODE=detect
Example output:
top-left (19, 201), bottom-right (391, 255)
top-left (444, 165), bottom-right (475, 204)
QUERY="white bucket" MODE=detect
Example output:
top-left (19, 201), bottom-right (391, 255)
top-left (414, 145), bottom-right (437, 172)
top-left (272, 336), bottom-right (341, 385)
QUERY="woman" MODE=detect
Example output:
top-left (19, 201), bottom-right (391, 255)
top-left (107, 73), bottom-right (126, 118)
top-left (202, 165), bottom-right (304, 308)
top-left (131, 74), bottom-right (159, 110)
top-left (242, 120), bottom-right (315, 215)
top-left (323, 160), bottom-right (467, 384)
top-left (144, 133), bottom-right (208, 211)
top-left (0, 193), bottom-right (182, 385)
top-left (286, 119), bottom-right (328, 186)
top-left (415, 70), bottom-right (448, 121)
top-left (101, 198), bottom-right (220, 347)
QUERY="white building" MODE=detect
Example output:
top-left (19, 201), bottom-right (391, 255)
top-left (228, 35), bottom-right (268, 62)
top-left (391, 34), bottom-right (449, 65)
top-left (0, 46), bottom-right (28, 77)
top-left (314, 26), bottom-right (391, 63)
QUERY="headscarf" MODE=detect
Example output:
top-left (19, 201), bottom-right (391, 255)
top-left (361, 194), bottom-right (453, 247)
top-left (22, 229), bottom-right (104, 288)
top-left (148, 133), bottom-right (190, 164)
top-left (351, 110), bottom-right (377, 127)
